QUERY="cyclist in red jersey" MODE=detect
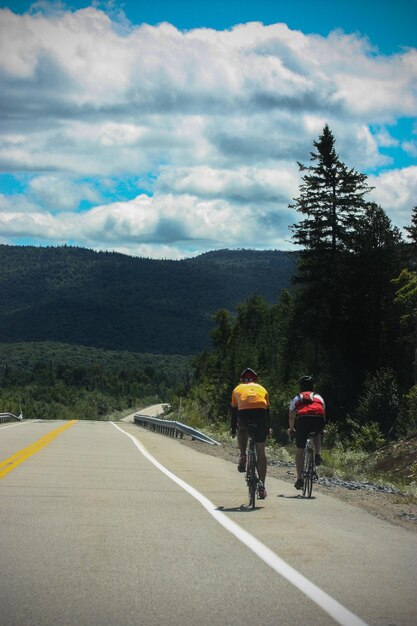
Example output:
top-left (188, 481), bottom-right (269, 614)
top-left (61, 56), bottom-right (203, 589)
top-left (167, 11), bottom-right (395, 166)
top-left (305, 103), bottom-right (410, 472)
top-left (230, 368), bottom-right (271, 499)
top-left (288, 375), bottom-right (325, 490)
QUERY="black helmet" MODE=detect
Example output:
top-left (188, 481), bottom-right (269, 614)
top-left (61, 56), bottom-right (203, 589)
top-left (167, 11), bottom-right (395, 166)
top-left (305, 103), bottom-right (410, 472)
top-left (240, 368), bottom-right (258, 383)
top-left (299, 375), bottom-right (314, 391)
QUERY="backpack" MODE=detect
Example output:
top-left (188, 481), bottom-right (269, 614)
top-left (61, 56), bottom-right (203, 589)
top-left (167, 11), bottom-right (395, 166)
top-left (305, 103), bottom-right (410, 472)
top-left (295, 391), bottom-right (325, 416)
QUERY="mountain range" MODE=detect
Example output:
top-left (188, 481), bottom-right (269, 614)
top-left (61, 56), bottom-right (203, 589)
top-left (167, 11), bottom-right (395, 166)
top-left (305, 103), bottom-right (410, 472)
top-left (0, 245), bottom-right (295, 355)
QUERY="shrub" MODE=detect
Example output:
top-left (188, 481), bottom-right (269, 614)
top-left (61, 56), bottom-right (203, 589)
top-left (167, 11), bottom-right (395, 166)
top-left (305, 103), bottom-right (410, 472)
top-left (267, 445), bottom-right (292, 464)
top-left (347, 417), bottom-right (385, 452)
top-left (397, 385), bottom-right (417, 437)
top-left (355, 368), bottom-right (401, 436)
top-left (322, 422), bottom-right (344, 449)
top-left (269, 386), bottom-right (295, 443)
top-left (323, 447), bottom-right (368, 480)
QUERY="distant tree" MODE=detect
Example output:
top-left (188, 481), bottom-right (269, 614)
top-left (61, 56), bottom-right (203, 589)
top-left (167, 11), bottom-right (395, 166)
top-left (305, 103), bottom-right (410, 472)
top-left (210, 309), bottom-right (233, 358)
top-left (392, 206), bottom-right (417, 385)
top-left (393, 269), bottom-right (417, 385)
top-left (393, 270), bottom-right (417, 325)
top-left (404, 205), bottom-right (417, 247)
top-left (344, 203), bottom-right (403, 379)
top-left (231, 295), bottom-right (271, 375)
top-left (269, 289), bottom-right (297, 384)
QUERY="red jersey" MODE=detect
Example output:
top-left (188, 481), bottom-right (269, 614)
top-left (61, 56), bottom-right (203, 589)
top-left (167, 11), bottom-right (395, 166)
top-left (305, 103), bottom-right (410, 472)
top-left (290, 392), bottom-right (325, 417)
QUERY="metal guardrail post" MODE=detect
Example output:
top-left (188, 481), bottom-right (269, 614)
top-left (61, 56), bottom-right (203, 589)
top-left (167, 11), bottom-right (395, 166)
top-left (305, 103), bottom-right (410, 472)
top-left (133, 413), bottom-right (220, 446)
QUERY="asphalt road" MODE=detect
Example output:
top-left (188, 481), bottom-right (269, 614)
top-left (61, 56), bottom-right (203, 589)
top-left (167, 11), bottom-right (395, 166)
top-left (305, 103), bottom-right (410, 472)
top-left (0, 413), bottom-right (416, 626)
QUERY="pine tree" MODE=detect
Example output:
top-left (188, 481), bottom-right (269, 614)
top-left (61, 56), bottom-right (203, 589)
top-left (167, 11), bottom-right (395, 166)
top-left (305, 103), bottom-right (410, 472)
top-left (289, 125), bottom-right (373, 377)
top-left (290, 125), bottom-right (373, 256)
top-left (404, 206), bottom-right (417, 247)
top-left (394, 206), bottom-right (417, 385)
top-left (344, 203), bottom-right (403, 381)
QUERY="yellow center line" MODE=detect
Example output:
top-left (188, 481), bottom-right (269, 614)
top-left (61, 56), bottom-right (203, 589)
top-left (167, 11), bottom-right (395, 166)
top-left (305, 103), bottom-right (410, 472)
top-left (0, 420), bottom-right (77, 480)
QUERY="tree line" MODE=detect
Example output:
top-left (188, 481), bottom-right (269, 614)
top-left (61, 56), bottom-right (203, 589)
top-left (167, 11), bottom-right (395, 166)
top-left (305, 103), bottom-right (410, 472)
top-left (0, 344), bottom-right (191, 420)
top-left (177, 126), bottom-right (417, 448)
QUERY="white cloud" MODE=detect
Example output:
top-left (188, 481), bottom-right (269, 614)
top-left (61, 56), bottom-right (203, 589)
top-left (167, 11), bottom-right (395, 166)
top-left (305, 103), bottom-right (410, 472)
top-left (402, 140), bottom-right (417, 157)
top-left (0, 8), bottom-right (416, 257)
top-left (156, 164), bottom-right (299, 202)
top-left (0, 193), bottom-right (39, 213)
top-left (375, 128), bottom-right (399, 148)
top-left (0, 189), bottom-right (295, 253)
top-left (369, 166), bottom-right (417, 228)
top-left (2, 10), bottom-right (416, 122)
top-left (29, 176), bottom-right (101, 210)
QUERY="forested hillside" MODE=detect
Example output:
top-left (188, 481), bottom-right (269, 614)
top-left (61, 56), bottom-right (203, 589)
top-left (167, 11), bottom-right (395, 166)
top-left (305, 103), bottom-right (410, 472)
top-left (0, 246), bottom-right (295, 419)
top-left (0, 246), bottom-right (295, 355)
top-left (0, 342), bottom-right (190, 420)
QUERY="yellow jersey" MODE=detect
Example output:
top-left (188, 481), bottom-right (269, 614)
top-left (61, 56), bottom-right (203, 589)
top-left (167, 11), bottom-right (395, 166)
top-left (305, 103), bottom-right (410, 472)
top-left (231, 382), bottom-right (269, 411)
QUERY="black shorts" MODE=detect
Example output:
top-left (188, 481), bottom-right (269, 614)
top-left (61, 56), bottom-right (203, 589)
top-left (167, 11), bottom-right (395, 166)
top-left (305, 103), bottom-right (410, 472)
top-left (295, 415), bottom-right (325, 449)
top-left (237, 409), bottom-right (269, 443)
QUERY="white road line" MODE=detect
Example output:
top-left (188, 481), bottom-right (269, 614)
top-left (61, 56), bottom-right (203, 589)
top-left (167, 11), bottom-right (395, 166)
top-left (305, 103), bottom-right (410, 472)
top-left (111, 422), bottom-right (369, 626)
top-left (0, 421), bottom-right (30, 429)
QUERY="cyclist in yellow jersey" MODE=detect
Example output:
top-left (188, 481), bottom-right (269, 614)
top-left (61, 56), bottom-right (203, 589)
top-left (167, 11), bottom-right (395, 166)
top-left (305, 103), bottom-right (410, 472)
top-left (230, 368), bottom-right (271, 499)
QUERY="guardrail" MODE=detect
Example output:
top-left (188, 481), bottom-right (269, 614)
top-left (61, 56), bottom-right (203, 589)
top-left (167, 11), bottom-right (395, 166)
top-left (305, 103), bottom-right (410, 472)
top-left (0, 413), bottom-right (23, 424)
top-left (134, 413), bottom-right (220, 446)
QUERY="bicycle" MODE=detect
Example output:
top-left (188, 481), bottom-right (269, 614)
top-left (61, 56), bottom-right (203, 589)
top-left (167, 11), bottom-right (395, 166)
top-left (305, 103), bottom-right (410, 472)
top-left (245, 422), bottom-right (263, 508)
top-left (302, 431), bottom-right (319, 498)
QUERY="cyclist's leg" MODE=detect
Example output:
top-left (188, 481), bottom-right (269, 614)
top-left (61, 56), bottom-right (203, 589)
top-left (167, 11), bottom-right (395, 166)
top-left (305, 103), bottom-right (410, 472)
top-left (255, 441), bottom-right (267, 499)
top-left (313, 433), bottom-right (321, 454)
top-left (237, 424), bottom-right (248, 458)
top-left (255, 441), bottom-right (267, 484)
top-left (236, 413), bottom-right (248, 471)
top-left (254, 409), bottom-right (269, 484)
top-left (294, 419), bottom-right (308, 487)
top-left (236, 411), bottom-right (249, 456)
top-left (312, 416), bottom-right (325, 464)
top-left (254, 410), bottom-right (269, 499)
top-left (295, 448), bottom-right (304, 479)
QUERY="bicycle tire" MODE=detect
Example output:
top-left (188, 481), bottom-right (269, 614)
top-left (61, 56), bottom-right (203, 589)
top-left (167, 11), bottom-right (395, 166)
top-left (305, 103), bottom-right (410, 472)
top-left (303, 448), bottom-right (313, 497)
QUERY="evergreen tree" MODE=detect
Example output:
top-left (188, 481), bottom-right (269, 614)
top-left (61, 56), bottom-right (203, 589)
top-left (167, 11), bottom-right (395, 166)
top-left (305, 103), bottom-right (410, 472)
top-left (393, 268), bottom-right (417, 385)
top-left (269, 289), bottom-right (297, 384)
top-left (290, 125), bottom-right (372, 255)
top-left (393, 206), bottom-right (417, 385)
top-left (289, 125), bottom-right (373, 378)
top-left (344, 204), bottom-right (403, 390)
top-left (211, 309), bottom-right (233, 358)
top-left (404, 206), bottom-right (417, 247)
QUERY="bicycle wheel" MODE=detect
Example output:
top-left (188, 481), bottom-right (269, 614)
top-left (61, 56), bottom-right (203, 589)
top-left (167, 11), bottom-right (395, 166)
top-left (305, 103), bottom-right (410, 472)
top-left (303, 448), bottom-right (313, 497)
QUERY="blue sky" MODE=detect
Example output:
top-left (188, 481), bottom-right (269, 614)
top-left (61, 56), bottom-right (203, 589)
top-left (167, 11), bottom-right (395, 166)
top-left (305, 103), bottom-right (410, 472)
top-left (0, 0), bottom-right (416, 258)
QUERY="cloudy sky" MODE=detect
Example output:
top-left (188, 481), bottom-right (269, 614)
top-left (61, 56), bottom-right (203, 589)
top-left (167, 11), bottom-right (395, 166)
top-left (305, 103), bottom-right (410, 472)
top-left (0, 0), bottom-right (416, 259)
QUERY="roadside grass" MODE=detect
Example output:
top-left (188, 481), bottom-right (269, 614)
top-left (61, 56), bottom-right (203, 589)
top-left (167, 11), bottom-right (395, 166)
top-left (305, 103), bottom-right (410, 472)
top-left (320, 447), bottom-right (369, 481)
top-left (317, 443), bottom-right (417, 500)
